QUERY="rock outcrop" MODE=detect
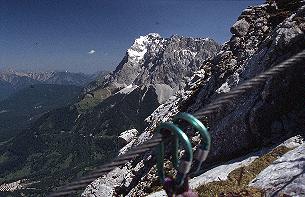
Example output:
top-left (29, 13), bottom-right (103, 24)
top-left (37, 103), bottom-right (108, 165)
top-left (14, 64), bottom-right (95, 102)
top-left (148, 135), bottom-right (304, 196)
top-left (250, 142), bottom-right (305, 196)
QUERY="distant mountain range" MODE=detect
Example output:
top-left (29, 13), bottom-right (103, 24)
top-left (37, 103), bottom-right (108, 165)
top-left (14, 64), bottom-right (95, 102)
top-left (0, 70), bottom-right (101, 101)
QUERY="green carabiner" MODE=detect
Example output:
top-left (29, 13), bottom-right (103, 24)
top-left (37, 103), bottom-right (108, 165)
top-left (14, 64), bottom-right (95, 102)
top-left (173, 112), bottom-right (211, 173)
top-left (156, 122), bottom-right (193, 187)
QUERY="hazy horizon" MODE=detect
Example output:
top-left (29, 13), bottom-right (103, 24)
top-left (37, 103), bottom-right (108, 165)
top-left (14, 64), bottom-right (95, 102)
top-left (1, 0), bottom-right (264, 74)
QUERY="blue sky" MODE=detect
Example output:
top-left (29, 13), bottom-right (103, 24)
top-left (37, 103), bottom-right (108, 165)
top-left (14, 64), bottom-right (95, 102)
top-left (0, 0), bottom-right (264, 74)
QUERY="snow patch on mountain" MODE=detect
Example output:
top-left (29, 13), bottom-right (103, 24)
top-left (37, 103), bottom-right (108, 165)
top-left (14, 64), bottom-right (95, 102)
top-left (117, 84), bottom-right (138, 95)
top-left (119, 129), bottom-right (138, 144)
top-left (127, 33), bottom-right (162, 64)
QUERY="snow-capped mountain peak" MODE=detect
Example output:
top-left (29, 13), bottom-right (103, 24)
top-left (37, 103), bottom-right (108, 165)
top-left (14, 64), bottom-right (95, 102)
top-left (127, 33), bottom-right (163, 63)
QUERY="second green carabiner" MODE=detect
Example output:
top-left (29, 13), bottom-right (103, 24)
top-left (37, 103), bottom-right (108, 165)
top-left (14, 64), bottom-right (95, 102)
top-left (173, 112), bottom-right (211, 173)
top-left (156, 122), bottom-right (193, 187)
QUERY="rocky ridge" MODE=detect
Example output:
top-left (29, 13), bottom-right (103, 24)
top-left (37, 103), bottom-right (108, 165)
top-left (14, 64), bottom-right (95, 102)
top-left (81, 33), bottom-right (220, 106)
top-left (82, 0), bottom-right (305, 196)
top-left (0, 70), bottom-right (94, 87)
top-left (0, 70), bottom-right (95, 101)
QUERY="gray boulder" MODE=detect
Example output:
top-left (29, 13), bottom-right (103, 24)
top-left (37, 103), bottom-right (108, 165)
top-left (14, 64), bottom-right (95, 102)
top-left (250, 143), bottom-right (305, 196)
top-left (230, 18), bottom-right (250, 36)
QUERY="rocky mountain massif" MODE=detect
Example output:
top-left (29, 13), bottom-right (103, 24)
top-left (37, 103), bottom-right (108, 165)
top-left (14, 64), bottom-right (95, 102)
top-left (0, 70), bottom-right (95, 101)
top-left (79, 33), bottom-right (220, 110)
top-left (82, 0), bottom-right (305, 196)
top-left (0, 34), bottom-right (220, 196)
top-left (75, 34), bottom-right (220, 138)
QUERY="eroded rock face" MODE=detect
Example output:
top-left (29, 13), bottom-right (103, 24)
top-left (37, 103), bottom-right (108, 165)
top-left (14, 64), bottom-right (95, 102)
top-left (250, 143), bottom-right (305, 196)
top-left (84, 34), bottom-right (221, 95)
top-left (83, 1), bottom-right (305, 196)
top-left (180, 0), bottom-right (305, 163)
top-left (231, 18), bottom-right (250, 36)
top-left (118, 129), bottom-right (138, 146)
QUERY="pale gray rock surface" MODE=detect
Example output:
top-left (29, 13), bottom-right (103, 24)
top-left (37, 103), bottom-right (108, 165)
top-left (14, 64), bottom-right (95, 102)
top-left (82, 166), bottom-right (131, 197)
top-left (231, 18), bottom-right (250, 36)
top-left (0, 179), bottom-right (38, 192)
top-left (118, 129), bottom-right (138, 145)
top-left (250, 143), bottom-right (305, 196)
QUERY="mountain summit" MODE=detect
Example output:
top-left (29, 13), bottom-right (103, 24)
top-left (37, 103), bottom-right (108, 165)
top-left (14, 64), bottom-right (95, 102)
top-left (82, 33), bottom-right (220, 109)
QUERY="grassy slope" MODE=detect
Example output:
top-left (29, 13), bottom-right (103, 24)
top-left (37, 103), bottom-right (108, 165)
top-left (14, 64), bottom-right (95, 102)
top-left (0, 84), bottom-right (82, 141)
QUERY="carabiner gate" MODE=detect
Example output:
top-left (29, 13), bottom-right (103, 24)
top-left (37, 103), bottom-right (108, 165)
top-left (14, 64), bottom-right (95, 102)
top-left (173, 112), bottom-right (211, 173)
top-left (156, 122), bottom-right (193, 187)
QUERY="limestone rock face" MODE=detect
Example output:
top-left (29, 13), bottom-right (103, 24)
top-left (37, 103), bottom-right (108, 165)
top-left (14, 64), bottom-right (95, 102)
top-left (147, 136), bottom-right (304, 197)
top-left (118, 129), bottom-right (138, 145)
top-left (231, 18), bottom-right (250, 36)
top-left (84, 34), bottom-right (221, 95)
top-left (250, 143), bottom-right (305, 196)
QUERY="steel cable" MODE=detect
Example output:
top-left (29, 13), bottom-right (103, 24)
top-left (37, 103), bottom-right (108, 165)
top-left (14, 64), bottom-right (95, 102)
top-left (48, 49), bottom-right (305, 196)
top-left (193, 50), bottom-right (305, 118)
top-left (48, 134), bottom-right (163, 196)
